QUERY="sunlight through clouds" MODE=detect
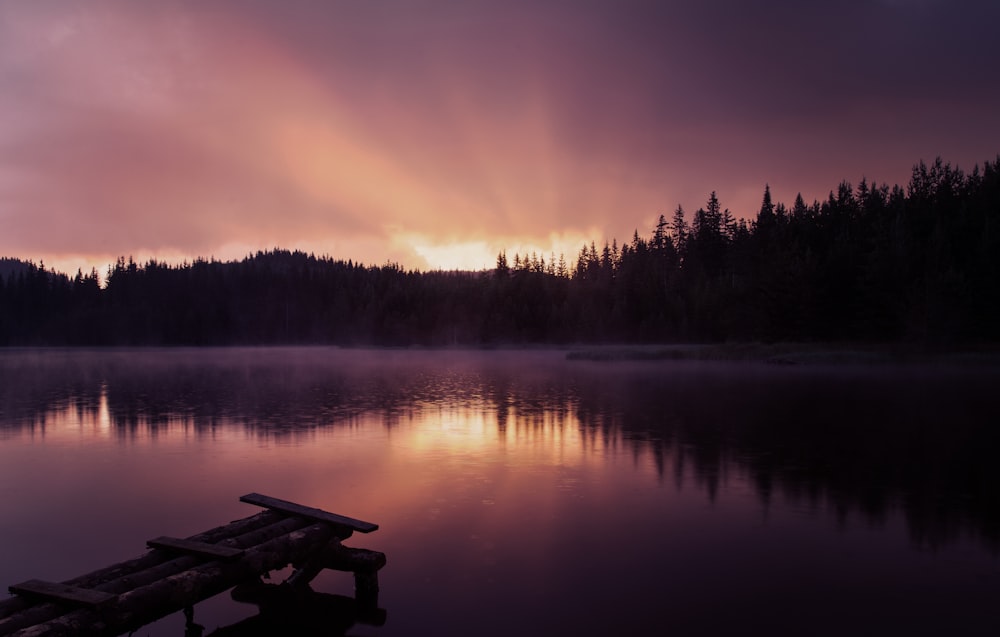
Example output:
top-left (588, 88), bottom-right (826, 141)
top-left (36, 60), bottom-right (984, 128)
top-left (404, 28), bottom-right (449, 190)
top-left (1, 0), bottom-right (997, 275)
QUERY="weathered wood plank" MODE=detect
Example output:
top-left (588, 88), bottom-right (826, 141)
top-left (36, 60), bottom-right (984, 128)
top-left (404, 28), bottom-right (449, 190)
top-left (147, 537), bottom-right (245, 561)
top-left (0, 515), bottom-right (312, 635)
top-left (0, 510), bottom-right (284, 623)
top-left (12, 521), bottom-right (340, 637)
top-left (1, 497), bottom-right (381, 636)
top-left (8, 580), bottom-right (115, 609)
top-left (323, 546), bottom-right (387, 574)
top-left (240, 493), bottom-right (378, 533)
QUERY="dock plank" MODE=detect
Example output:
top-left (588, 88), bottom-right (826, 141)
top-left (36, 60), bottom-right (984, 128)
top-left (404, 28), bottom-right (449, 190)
top-left (240, 493), bottom-right (379, 533)
top-left (2, 496), bottom-right (382, 636)
top-left (147, 536), bottom-right (245, 561)
top-left (9, 580), bottom-right (116, 608)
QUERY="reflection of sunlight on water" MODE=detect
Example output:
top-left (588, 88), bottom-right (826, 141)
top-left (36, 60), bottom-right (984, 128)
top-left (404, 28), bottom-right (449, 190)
top-left (97, 382), bottom-right (110, 435)
top-left (404, 404), bottom-right (497, 457)
top-left (5, 385), bottom-right (693, 512)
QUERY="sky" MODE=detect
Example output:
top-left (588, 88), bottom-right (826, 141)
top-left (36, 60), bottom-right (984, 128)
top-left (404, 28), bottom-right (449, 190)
top-left (1, 0), bottom-right (998, 275)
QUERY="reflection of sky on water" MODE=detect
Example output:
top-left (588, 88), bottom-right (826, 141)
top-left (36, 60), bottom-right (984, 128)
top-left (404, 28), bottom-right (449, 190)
top-left (1, 348), bottom-right (998, 635)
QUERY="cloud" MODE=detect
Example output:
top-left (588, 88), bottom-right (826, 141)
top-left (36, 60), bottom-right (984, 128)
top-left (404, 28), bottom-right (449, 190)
top-left (1, 0), bottom-right (998, 274)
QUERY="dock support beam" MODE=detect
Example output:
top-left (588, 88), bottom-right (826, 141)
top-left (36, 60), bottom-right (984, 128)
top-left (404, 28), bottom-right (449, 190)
top-left (284, 542), bottom-right (386, 607)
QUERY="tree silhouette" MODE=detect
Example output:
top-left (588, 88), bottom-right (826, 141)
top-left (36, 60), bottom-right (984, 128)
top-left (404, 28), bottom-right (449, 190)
top-left (1, 155), bottom-right (998, 346)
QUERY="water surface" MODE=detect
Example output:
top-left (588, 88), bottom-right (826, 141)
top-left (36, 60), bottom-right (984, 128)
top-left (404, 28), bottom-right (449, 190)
top-left (1, 348), bottom-right (998, 635)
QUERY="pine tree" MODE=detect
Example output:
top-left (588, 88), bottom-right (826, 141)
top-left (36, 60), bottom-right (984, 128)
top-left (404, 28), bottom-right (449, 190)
top-left (653, 214), bottom-right (669, 251)
top-left (671, 205), bottom-right (688, 254)
top-left (707, 192), bottom-right (722, 235)
top-left (791, 193), bottom-right (809, 219)
top-left (495, 252), bottom-right (509, 278)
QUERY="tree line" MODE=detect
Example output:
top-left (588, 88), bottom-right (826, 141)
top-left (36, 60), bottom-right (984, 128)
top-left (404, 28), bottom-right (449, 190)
top-left (1, 156), bottom-right (998, 346)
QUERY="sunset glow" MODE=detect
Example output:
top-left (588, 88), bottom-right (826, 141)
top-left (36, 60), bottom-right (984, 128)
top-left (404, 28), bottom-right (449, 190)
top-left (1, 0), bottom-right (998, 275)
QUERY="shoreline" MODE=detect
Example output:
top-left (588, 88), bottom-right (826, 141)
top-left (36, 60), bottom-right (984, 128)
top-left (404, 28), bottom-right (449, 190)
top-left (2, 342), bottom-right (999, 367)
top-left (564, 343), bottom-right (1000, 366)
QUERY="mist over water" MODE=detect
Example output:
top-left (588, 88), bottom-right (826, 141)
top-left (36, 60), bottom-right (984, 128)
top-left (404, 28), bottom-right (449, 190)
top-left (1, 348), bottom-right (998, 635)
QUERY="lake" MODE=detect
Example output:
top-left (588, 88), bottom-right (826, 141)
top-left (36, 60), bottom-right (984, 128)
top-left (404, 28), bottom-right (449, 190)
top-left (1, 347), bottom-right (998, 636)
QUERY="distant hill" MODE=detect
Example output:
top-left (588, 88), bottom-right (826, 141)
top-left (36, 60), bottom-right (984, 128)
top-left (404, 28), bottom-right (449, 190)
top-left (0, 257), bottom-right (33, 282)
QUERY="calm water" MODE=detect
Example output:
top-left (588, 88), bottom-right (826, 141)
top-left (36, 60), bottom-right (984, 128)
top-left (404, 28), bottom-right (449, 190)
top-left (1, 348), bottom-right (998, 636)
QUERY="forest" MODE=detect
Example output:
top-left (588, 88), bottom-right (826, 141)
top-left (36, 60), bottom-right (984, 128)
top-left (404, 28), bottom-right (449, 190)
top-left (1, 156), bottom-right (998, 346)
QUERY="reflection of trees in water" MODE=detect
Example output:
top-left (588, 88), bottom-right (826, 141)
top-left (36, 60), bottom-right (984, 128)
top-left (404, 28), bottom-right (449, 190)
top-left (0, 349), bottom-right (503, 436)
top-left (573, 367), bottom-right (1000, 551)
top-left (1, 350), bottom-right (998, 549)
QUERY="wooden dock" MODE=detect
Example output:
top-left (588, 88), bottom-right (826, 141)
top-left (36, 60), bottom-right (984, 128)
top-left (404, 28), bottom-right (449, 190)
top-left (0, 493), bottom-right (386, 637)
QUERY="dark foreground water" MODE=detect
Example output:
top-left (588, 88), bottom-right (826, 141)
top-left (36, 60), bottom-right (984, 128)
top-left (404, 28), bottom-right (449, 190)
top-left (1, 348), bottom-right (998, 636)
